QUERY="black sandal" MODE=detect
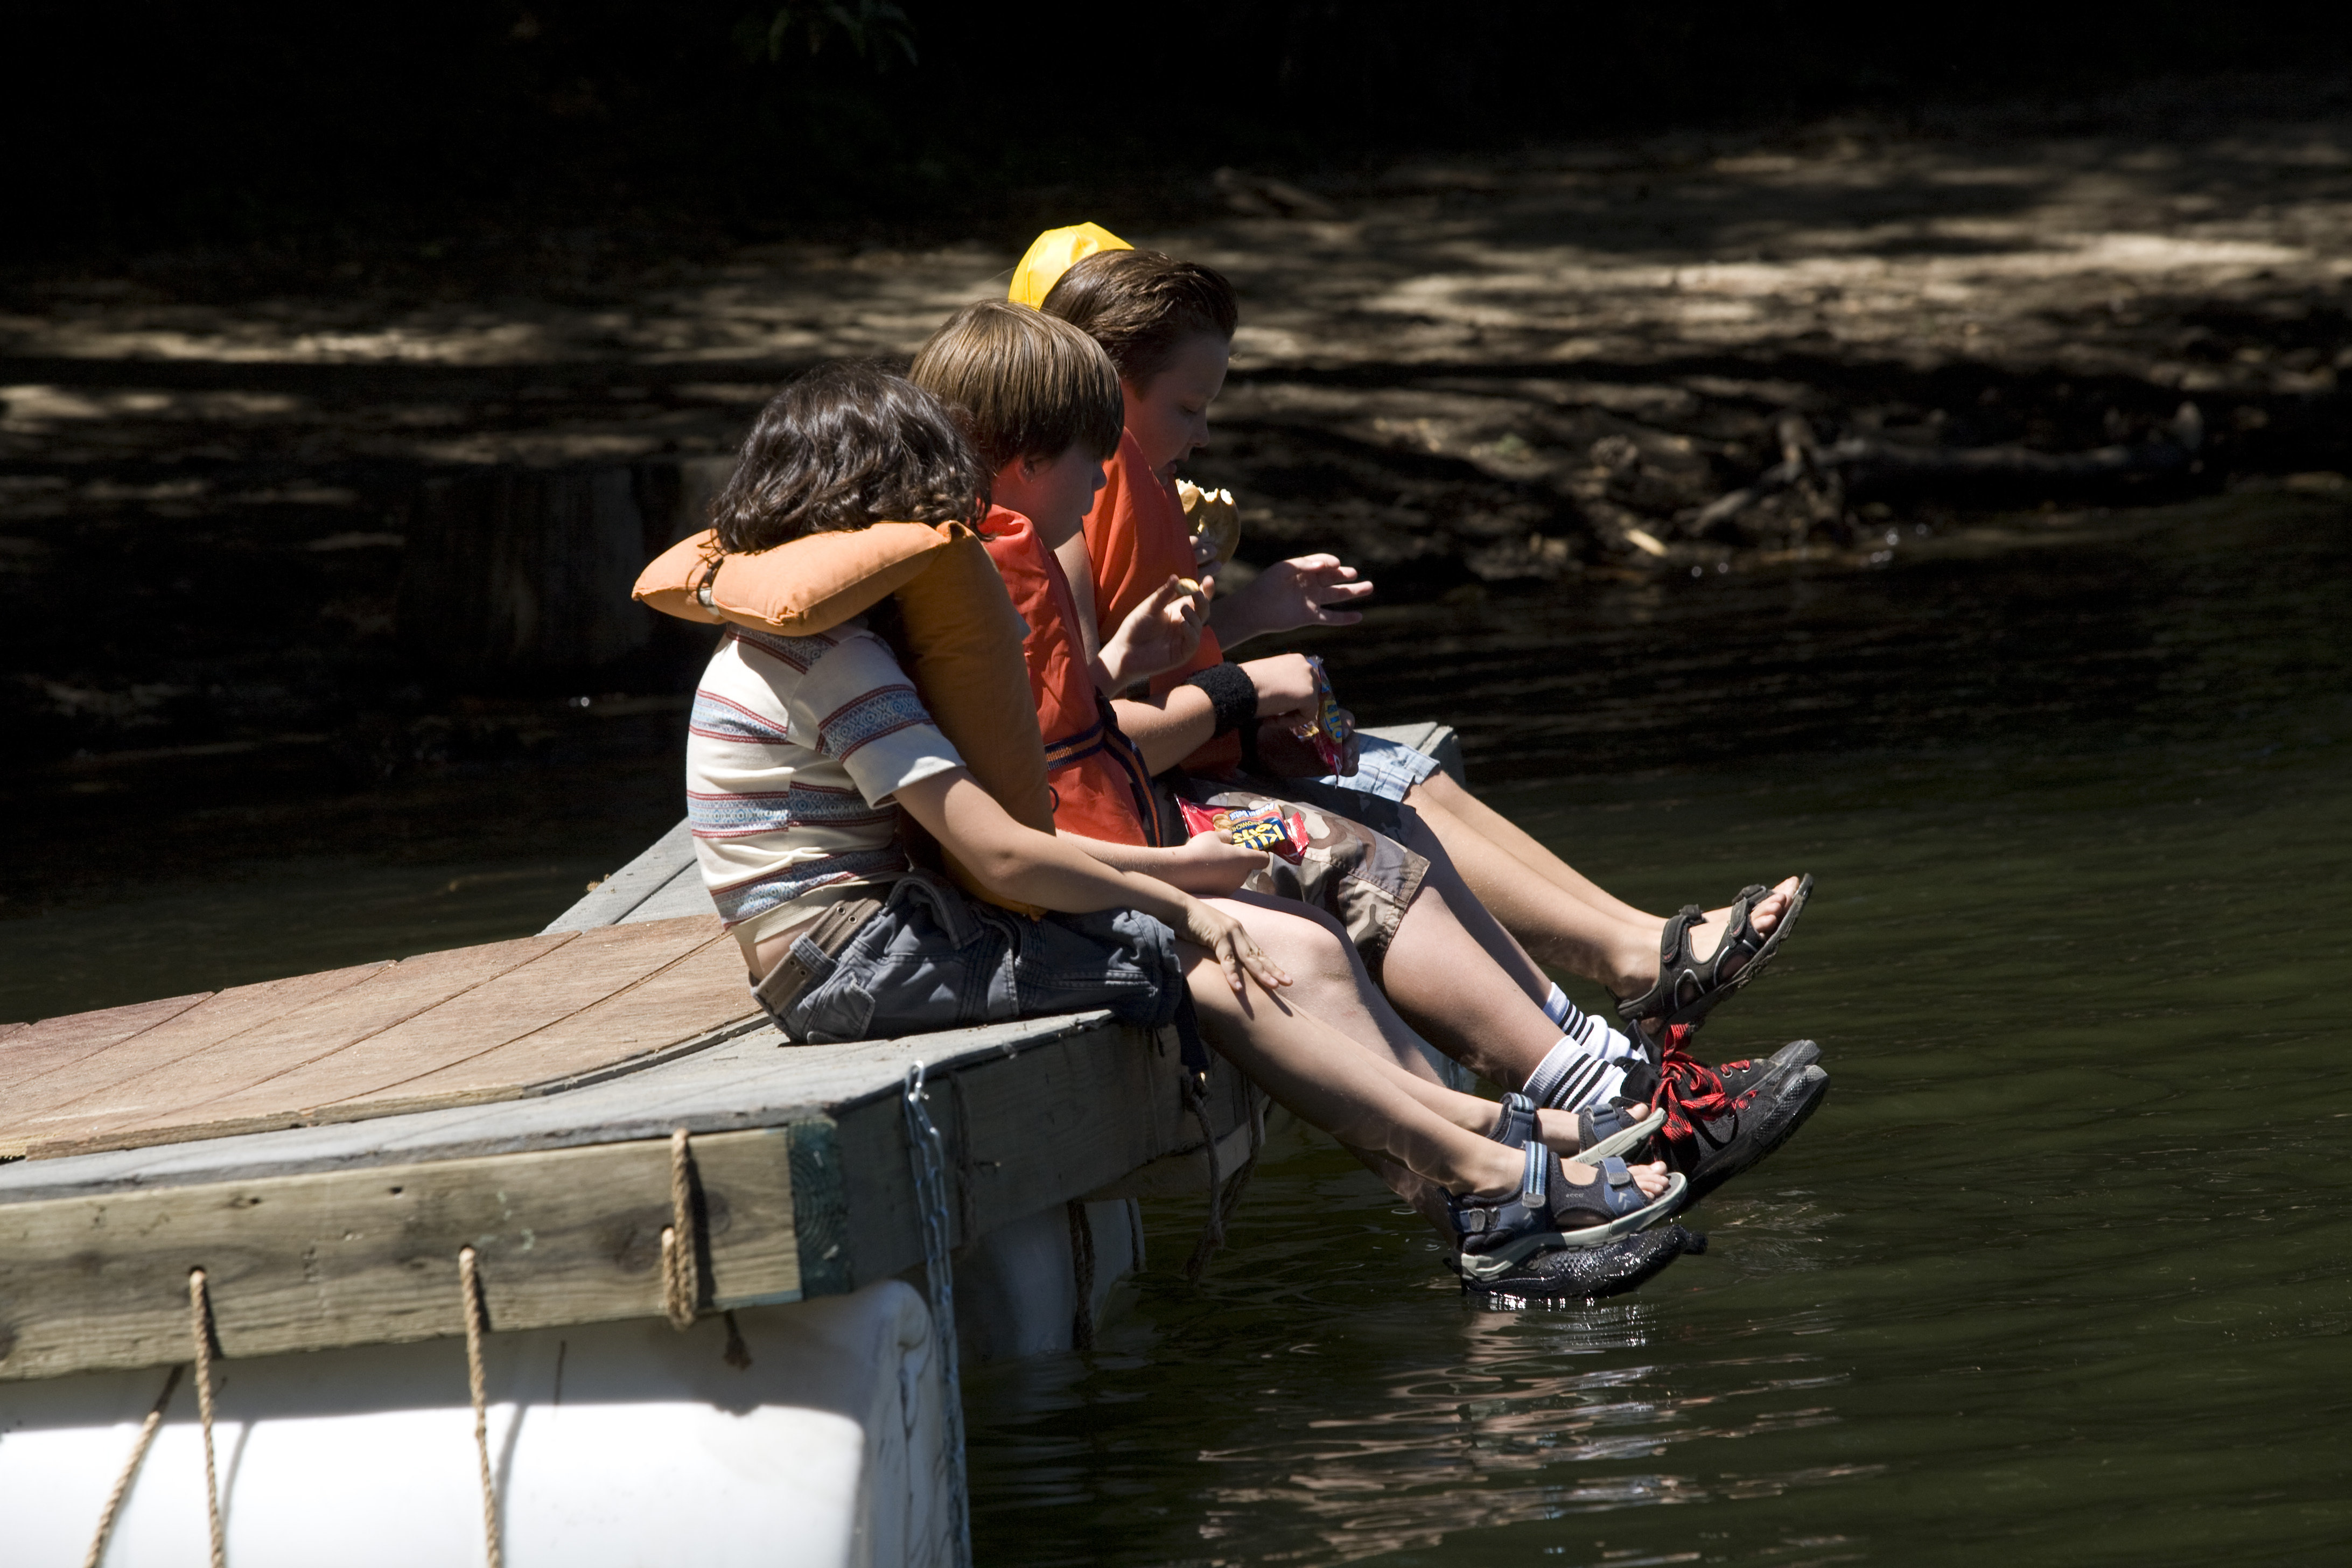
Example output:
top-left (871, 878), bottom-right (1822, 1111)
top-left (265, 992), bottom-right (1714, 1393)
top-left (1615, 873), bottom-right (1814, 1029)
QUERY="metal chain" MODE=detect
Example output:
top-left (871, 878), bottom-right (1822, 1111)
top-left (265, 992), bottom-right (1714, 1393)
top-left (902, 1062), bottom-right (972, 1568)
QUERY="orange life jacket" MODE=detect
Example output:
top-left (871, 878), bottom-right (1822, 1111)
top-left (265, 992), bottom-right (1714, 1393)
top-left (979, 505), bottom-right (1163, 847)
top-left (1081, 430), bottom-right (1240, 772)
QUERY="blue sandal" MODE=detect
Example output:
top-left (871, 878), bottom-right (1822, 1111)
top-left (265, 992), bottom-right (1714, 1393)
top-left (1450, 1145), bottom-right (1687, 1282)
top-left (1488, 1091), bottom-right (1665, 1162)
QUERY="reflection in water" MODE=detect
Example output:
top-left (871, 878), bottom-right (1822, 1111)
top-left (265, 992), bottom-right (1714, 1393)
top-left (969, 493), bottom-right (2352, 1567)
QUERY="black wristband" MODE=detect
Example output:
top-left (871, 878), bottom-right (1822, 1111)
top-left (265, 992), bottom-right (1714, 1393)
top-left (1182, 662), bottom-right (1259, 737)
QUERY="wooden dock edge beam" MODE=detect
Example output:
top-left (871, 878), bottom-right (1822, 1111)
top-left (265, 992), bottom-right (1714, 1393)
top-left (0, 1128), bottom-right (804, 1383)
top-left (1, 1019), bottom-right (1252, 1382)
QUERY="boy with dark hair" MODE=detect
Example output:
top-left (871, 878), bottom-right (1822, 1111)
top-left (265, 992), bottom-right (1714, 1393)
top-left (685, 356), bottom-right (1689, 1293)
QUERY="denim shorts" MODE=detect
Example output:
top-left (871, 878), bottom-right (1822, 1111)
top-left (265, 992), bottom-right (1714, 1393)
top-left (762, 870), bottom-right (1184, 1045)
top-left (1312, 733), bottom-right (1439, 803)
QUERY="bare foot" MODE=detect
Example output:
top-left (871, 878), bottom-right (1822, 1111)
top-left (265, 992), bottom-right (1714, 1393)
top-left (1532, 1102), bottom-right (1651, 1157)
top-left (1463, 1135), bottom-right (1671, 1202)
top-left (1564, 1157), bottom-right (1671, 1200)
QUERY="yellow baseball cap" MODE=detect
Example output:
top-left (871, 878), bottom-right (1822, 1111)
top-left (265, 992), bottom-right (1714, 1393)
top-left (1007, 222), bottom-right (1132, 309)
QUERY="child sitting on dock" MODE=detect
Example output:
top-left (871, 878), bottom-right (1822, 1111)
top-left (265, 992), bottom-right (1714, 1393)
top-left (682, 361), bottom-right (1685, 1291)
top-left (1031, 240), bottom-right (1817, 1084)
top-left (907, 299), bottom-right (1824, 1226)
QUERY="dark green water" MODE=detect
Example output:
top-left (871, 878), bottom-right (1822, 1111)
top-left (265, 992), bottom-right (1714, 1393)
top-left (4, 492), bottom-right (2348, 1564)
top-left (965, 494), bottom-right (2352, 1567)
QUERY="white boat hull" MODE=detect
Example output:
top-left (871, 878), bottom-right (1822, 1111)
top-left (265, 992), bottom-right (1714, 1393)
top-left (2, 1282), bottom-right (951, 1568)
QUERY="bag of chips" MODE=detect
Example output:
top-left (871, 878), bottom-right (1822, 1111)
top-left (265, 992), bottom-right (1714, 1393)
top-left (1290, 654), bottom-right (1357, 777)
top-left (1175, 798), bottom-right (1310, 864)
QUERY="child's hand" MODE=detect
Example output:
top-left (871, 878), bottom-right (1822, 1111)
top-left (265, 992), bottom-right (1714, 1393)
top-left (1237, 653), bottom-right (1324, 725)
top-left (1178, 898), bottom-right (1291, 997)
top-left (1098, 573), bottom-right (1206, 691)
top-left (1213, 553), bottom-right (1373, 644)
top-left (1246, 710), bottom-right (1358, 779)
top-left (1177, 829), bottom-right (1269, 892)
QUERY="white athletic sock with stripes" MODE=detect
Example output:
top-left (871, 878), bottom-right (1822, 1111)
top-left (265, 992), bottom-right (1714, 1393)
top-left (1522, 993), bottom-right (1647, 1113)
top-left (1543, 983), bottom-right (1573, 1030)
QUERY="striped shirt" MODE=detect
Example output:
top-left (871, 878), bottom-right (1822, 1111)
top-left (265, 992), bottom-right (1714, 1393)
top-left (686, 622), bottom-right (964, 947)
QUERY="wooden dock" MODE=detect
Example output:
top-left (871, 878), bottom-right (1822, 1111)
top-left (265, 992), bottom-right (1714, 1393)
top-left (0, 722), bottom-right (1459, 1384)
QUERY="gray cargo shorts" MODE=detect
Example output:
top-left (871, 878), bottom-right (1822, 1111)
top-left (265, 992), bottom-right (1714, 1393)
top-left (758, 869), bottom-right (1184, 1045)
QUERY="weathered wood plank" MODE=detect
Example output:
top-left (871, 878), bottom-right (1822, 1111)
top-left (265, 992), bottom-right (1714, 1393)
top-left (0, 993), bottom-right (216, 1139)
top-left (0, 965), bottom-right (391, 1151)
top-left (622, 861), bottom-right (720, 923)
top-left (340, 926), bottom-right (748, 1109)
top-left (117, 919), bottom-right (727, 1132)
top-left (541, 816), bottom-right (696, 933)
top-left (0, 1126), bottom-right (800, 1382)
top-left (0, 1023), bottom-right (29, 1044)
top-left (17, 935), bottom-right (575, 1153)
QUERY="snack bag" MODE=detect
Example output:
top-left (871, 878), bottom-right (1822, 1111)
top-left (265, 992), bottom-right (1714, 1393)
top-left (1176, 798), bottom-right (1310, 864)
top-left (1177, 479), bottom-right (1241, 575)
top-left (1290, 654), bottom-right (1357, 777)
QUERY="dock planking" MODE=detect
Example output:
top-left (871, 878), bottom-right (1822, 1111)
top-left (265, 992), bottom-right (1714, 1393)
top-left (0, 1010), bottom-right (1255, 1380)
top-left (0, 992), bottom-right (219, 1123)
top-left (0, 965), bottom-right (394, 1146)
top-left (1, 919), bottom-right (757, 1159)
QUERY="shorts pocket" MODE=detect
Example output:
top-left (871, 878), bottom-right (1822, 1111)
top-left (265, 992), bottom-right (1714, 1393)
top-left (789, 972), bottom-right (876, 1044)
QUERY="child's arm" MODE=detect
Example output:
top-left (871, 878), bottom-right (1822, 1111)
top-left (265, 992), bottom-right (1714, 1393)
top-left (1068, 831), bottom-right (1268, 893)
top-left (1053, 533), bottom-right (1105, 661)
top-left (1207, 553), bottom-right (1373, 649)
top-left (894, 768), bottom-right (1286, 996)
top-left (1110, 653), bottom-right (1326, 775)
top-left (1095, 575), bottom-right (1206, 694)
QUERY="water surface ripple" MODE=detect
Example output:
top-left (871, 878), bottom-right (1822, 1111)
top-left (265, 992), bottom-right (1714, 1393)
top-left (966, 493), bottom-right (2352, 1567)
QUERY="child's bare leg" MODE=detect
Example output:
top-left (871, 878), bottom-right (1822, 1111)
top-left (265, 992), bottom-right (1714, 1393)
top-left (1204, 890), bottom-right (1449, 1084)
top-left (1405, 772), bottom-right (1800, 998)
top-left (1179, 947), bottom-right (1669, 1203)
top-left (1201, 892), bottom-right (1651, 1159)
top-left (1410, 772), bottom-right (1658, 925)
top-left (1401, 786), bottom-right (1657, 989)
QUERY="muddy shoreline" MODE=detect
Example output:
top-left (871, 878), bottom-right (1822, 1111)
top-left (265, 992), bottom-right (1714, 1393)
top-left (4, 81), bottom-right (2348, 794)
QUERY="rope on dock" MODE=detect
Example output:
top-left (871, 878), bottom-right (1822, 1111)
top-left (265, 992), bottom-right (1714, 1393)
top-left (1066, 1201), bottom-right (1096, 1351)
top-left (187, 1269), bottom-right (227, 1568)
top-left (904, 1062), bottom-right (973, 1568)
top-left (80, 1363), bottom-right (184, 1568)
top-left (660, 1128), bottom-right (701, 1331)
top-left (1182, 1081), bottom-right (1267, 1283)
top-left (458, 1247), bottom-right (504, 1568)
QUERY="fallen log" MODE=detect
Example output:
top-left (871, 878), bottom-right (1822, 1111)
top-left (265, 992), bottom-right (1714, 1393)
top-left (1689, 403), bottom-right (2206, 534)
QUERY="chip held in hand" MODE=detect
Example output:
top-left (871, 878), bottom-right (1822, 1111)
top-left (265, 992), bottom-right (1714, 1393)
top-left (1178, 479), bottom-right (1241, 572)
top-left (1177, 799), bottom-right (1310, 863)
